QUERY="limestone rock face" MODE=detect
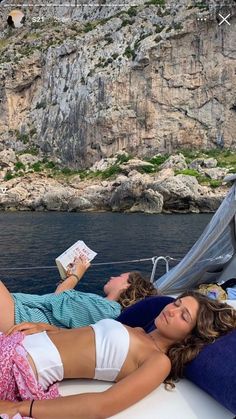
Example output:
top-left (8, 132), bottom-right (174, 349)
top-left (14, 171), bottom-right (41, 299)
top-left (0, 149), bottom-right (17, 168)
top-left (201, 167), bottom-right (228, 180)
top-left (129, 189), bottom-right (163, 214)
top-left (120, 159), bottom-right (154, 174)
top-left (82, 184), bottom-right (113, 210)
top-left (42, 188), bottom-right (75, 211)
top-left (154, 168), bottom-right (175, 182)
top-left (189, 158), bottom-right (218, 170)
top-left (0, 185), bottom-right (27, 208)
top-left (0, 169), bottom-right (229, 213)
top-left (160, 154), bottom-right (187, 171)
top-left (110, 181), bottom-right (141, 211)
top-left (90, 158), bottom-right (117, 172)
top-left (194, 195), bottom-right (225, 213)
top-left (18, 154), bottom-right (41, 167)
top-left (151, 174), bottom-right (200, 212)
top-left (68, 196), bottom-right (92, 212)
top-left (0, 1), bottom-right (235, 167)
top-left (68, 174), bottom-right (82, 188)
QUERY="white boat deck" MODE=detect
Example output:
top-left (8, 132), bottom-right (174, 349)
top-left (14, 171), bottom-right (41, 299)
top-left (59, 378), bottom-right (233, 419)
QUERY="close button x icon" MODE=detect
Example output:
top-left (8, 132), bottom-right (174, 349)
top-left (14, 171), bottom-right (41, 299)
top-left (218, 13), bottom-right (231, 25)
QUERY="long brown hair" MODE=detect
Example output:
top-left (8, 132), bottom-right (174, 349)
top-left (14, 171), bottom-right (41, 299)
top-left (165, 290), bottom-right (236, 386)
top-left (117, 271), bottom-right (158, 309)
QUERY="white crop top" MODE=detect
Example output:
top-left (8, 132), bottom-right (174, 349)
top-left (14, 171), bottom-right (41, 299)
top-left (23, 331), bottom-right (63, 390)
top-left (90, 319), bottom-right (130, 381)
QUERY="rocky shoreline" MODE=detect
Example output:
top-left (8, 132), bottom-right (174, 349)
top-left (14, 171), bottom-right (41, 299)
top-left (0, 151), bottom-right (232, 213)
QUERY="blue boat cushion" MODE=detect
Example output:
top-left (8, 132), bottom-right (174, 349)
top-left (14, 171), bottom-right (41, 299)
top-left (184, 330), bottom-right (236, 414)
top-left (117, 296), bottom-right (236, 414)
top-left (116, 295), bottom-right (174, 332)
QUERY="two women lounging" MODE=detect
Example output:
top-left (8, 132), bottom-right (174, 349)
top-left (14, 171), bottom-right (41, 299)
top-left (0, 289), bottom-right (235, 418)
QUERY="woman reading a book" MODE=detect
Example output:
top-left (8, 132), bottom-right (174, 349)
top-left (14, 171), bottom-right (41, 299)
top-left (0, 258), bottom-right (158, 333)
top-left (0, 291), bottom-right (235, 418)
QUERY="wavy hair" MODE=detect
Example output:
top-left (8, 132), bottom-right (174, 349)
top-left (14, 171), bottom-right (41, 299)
top-left (165, 290), bottom-right (236, 387)
top-left (117, 271), bottom-right (158, 309)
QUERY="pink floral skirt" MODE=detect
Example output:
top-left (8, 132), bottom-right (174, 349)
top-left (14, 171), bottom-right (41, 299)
top-left (0, 331), bottom-right (60, 418)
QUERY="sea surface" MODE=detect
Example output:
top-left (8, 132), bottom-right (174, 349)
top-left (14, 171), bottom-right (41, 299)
top-left (0, 212), bottom-right (212, 295)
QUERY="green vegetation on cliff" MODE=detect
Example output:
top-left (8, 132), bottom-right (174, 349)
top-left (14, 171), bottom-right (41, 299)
top-left (3, 150), bottom-right (235, 192)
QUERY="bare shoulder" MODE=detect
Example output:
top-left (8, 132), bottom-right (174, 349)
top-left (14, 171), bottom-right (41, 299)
top-left (144, 350), bottom-right (171, 375)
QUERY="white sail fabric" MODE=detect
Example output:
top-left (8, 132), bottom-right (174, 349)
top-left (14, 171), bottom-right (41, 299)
top-left (155, 179), bottom-right (236, 294)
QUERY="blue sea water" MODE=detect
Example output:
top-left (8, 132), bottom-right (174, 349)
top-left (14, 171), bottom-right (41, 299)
top-left (0, 212), bottom-right (212, 295)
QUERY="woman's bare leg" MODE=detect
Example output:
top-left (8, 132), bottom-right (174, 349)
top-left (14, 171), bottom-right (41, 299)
top-left (0, 281), bottom-right (15, 333)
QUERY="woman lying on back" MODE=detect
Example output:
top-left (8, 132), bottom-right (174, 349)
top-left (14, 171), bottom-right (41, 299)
top-left (0, 257), bottom-right (158, 333)
top-left (0, 290), bottom-right (235, 419)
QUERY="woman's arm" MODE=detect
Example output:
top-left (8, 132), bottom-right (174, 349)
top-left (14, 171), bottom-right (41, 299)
top-left (99, 352), bottom-right (171, 417)
top-left (6, 321), bottom-right (60, 336)
top-left (0, 394), bottom-right (104, 419)
top-left (54, 257), bottom-right (90, 294)
top-left (0, 352), bottom-right (171, 419)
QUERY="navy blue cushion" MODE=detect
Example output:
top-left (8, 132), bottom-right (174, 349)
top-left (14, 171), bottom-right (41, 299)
top-left (184, 330), bottom-right (236, 414)
top-left (117, 296), bottom-right (174, 332)
top-left (117, 296), bottom-right (236, 414)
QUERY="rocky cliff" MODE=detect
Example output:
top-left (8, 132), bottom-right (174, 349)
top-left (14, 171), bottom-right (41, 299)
top-left (0, 0), bottom-right (236, 168)
top-left (0, 151), bottom-right (233, 213)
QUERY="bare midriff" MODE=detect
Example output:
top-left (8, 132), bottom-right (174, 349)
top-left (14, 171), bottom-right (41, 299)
top-left (25, 324), bottom-right (161, 384)
top-left (47, 326), bottom-right (96, 379)
top-left (47, 324), bottom-right (158, 382)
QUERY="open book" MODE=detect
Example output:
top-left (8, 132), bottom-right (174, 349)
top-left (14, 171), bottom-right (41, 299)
top-left (55, 240), bottom-right (97, 279)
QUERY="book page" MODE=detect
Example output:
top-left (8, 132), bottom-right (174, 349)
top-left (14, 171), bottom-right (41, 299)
top-left (56, 241), bottom-right (97, 271)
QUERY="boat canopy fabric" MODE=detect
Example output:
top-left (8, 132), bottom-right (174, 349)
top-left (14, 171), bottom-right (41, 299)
top-left (155, 178), bottom-right (236, 294)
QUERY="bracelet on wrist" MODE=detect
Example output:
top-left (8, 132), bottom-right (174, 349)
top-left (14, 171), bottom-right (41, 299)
top-left (29, 399), bottom-right (35, 418)
top-left (67, 273), bottom-right (80, 283)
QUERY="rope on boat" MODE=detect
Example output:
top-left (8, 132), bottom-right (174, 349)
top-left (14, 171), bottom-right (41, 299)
top-left (0, 256), bottom-right (178, 282)
top-left (0, 257), bottom-right (162, 270)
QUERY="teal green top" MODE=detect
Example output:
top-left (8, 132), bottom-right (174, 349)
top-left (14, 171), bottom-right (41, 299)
top-left (12, 290), bottom-right (122, 328)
